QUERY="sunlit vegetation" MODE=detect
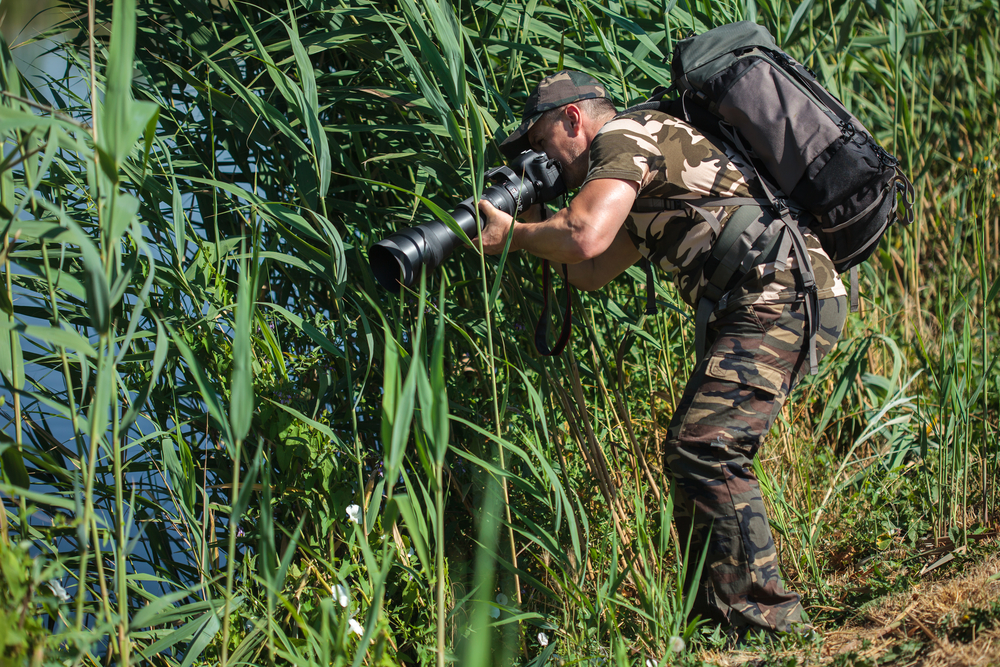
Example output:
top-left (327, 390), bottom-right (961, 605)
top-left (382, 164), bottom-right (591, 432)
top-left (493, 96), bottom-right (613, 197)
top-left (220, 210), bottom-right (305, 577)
top-left (0, 0), bottom-right (996, 664)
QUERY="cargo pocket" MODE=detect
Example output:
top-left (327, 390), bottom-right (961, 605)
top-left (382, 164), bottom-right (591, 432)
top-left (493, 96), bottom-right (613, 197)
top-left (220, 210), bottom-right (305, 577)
top-left (705, 354), bottom-right (786, 400)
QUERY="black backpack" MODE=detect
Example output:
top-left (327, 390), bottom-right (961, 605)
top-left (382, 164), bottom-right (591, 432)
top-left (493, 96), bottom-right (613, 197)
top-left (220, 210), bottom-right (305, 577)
top-left (624, 21), bottom-right (915, 373)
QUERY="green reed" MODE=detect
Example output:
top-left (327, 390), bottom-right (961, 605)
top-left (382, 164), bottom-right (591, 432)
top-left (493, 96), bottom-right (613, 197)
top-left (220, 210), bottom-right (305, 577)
top-left (0, 0), bottom-right (996, 664)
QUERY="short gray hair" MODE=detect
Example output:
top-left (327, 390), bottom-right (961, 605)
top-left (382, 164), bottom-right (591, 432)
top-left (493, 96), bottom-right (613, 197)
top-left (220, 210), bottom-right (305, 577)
top-left (576, 96), bottom-right (617, 119)
top-left (541, 97), bottom-right (618, 126)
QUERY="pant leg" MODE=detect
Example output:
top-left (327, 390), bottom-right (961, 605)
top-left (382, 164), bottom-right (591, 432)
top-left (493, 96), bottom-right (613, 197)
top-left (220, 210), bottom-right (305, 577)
top-left (664, 295), bottom-right (847, 632)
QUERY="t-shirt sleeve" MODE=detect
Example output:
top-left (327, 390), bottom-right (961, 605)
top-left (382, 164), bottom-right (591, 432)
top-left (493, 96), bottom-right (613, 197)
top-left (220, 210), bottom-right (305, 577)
top-left (582, 118), bottom-right (660, 188)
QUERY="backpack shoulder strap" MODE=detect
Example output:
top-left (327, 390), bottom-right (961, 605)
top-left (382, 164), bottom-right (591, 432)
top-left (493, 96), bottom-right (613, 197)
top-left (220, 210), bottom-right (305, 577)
top-left (621, 86), bottom-right (822, 373)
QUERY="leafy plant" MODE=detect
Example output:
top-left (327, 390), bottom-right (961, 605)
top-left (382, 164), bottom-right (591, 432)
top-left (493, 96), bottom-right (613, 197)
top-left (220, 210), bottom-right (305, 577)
top-left (0, 0), bottom-right (996, 664)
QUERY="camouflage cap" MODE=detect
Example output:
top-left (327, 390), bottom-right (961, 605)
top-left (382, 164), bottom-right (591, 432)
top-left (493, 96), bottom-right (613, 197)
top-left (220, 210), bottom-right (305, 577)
top-left (499, 70), bottom-right (608, 159)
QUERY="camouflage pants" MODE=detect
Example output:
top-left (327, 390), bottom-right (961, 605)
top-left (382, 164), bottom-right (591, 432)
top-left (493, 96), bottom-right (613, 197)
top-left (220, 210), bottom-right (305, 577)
top-left (664, 295), bottom-right (847, 633)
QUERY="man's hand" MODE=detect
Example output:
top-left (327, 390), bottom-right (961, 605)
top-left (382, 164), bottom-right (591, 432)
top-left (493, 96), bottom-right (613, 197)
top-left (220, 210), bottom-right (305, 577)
top-left (473, 200), bottom-right (545, 254)
top-left (518, 203), bottom-right (544, 224)
top-left (473, 199), bottom-right (516, 255)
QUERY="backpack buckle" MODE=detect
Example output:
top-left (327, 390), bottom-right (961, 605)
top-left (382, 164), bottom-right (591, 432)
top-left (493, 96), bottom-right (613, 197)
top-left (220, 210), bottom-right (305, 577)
top-left (717, 291), bottom-right (729, 312)
top-left (774, 197), bottom-right (791, 218)
top-left (874, 143), bottom-right (899, 168)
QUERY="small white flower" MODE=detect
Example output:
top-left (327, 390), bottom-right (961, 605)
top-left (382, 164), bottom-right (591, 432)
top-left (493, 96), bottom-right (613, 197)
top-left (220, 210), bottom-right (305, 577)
top-left (348, 617), bottom-right (364, 636)
top-left (537, 632), bottom-right (549, 647)
top-left (669, 635), bottom-right (686, 653)
top-left (345, 504), bottom-right (361, 524)
top-left (48, 579), bottom-right (70, 602)
top-left (334, 583), bottom-right (349, 608)
top-left (489, 606), bottom-right (500, 619)
top-left (646, 659), bottom-right (658, 667)
top-left (495, 593), bottom-right (508, 606)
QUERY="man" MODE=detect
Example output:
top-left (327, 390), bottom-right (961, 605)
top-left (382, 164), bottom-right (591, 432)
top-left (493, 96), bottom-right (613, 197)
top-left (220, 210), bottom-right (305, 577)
top-left (475, 70), bottom-right (848, 640)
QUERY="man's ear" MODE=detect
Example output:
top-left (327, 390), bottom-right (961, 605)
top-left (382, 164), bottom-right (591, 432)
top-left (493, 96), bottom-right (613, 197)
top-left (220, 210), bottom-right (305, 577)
top-left (563, 103), bottom-right (583, 134)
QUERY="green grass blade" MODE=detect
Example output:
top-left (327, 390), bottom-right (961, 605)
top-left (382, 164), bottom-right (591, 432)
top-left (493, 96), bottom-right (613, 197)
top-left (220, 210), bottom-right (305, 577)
top-left (230, 266), bottom-right (254, 442)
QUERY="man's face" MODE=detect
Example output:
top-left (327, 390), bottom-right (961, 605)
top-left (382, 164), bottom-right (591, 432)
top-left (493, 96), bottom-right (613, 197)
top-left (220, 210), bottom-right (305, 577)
top-left (527, 106), bottom-right (589, 189)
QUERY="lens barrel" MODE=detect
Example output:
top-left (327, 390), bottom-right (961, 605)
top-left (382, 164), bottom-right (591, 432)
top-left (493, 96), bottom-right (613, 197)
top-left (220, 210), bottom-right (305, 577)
top-left (368, 150), bottom-right (564, 292)
top-left (368, 200), bottom-right (478, 293)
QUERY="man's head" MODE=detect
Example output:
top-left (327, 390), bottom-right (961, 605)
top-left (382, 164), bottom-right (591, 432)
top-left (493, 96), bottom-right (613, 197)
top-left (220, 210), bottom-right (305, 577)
top-left (500, 70), bottom-right (617, 188)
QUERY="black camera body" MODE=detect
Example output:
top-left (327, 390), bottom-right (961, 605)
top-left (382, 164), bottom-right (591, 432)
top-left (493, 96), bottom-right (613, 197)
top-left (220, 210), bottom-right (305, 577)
top-left (369, 150), bottom-right (565, 292)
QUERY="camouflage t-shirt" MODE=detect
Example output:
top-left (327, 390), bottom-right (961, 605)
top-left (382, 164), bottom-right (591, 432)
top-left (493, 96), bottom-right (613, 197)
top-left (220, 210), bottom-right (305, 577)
top-left (583, 110), bottom-right (846, 308)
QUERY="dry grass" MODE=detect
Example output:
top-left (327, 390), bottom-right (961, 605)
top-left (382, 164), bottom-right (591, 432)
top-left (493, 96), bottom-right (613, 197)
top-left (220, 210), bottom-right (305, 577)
top-left (698, 541), bottom-right (1000, 666)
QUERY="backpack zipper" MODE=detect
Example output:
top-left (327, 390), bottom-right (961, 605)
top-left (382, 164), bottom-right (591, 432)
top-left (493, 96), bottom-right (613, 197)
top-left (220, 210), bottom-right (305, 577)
top-left (732, 48), bottom-right (845, 129)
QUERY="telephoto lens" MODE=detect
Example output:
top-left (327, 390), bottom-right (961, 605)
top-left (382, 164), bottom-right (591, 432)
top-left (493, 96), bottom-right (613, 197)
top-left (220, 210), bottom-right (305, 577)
top-left (369, 150), bottom-right (564, 292)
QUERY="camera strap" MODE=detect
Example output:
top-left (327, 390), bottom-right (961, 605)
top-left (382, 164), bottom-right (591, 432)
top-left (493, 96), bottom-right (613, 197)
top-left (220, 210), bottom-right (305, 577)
top-left (532, 199), bottom-right (572, 356)
top-left (534, 259), bottom-right (572, 356)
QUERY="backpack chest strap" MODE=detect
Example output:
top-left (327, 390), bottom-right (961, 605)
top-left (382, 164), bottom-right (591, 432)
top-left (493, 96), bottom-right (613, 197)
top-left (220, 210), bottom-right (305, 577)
top-left (630, 195), bottom-right (766, 213)
top-left (632, 195), bottom-right (821, 375)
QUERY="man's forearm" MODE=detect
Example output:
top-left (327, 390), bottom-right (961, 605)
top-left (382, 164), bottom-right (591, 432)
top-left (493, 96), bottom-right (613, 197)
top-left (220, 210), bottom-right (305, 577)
top-left (510, 206), bottom-right (600, 264)
top-left (476, 177), bottom-right (640, 279)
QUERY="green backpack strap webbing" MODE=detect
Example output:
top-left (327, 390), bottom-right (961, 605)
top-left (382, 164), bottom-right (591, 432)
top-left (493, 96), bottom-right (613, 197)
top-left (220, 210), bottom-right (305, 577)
top-left (643, 257), bottom-right (657, 315)
top-left (636, 191), bottom-right (821, 374)
top-left (724, 127), bottom-right (822, 374)
top-left (631, 195), bottom-right (765, 212)
top-left (630, 194), bottom-right (794, 368)
top-left (693, 203), bottom-right (786, 364)
top-left (778, 208), bottom-right (820, 375)
top-left (850, 265), bottom-right (860, 312)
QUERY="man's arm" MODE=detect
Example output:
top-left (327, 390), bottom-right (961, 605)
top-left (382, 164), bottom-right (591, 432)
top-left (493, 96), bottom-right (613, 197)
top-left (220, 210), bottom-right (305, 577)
top-left (561, 222), bottom-right (641, 291)
top-left (475, 177), bottom-right (641, 289)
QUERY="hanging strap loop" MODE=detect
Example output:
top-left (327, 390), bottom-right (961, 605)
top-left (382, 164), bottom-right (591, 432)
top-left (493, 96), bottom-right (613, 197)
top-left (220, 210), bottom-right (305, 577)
top-left (534, 259), bottom-right (573, 356)
top-left (533, 202), bottom-right (573, 356)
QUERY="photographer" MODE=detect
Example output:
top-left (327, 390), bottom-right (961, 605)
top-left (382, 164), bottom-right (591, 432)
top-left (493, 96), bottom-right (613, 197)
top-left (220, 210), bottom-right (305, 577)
top-left (475, 70), bottom-right (848, 642)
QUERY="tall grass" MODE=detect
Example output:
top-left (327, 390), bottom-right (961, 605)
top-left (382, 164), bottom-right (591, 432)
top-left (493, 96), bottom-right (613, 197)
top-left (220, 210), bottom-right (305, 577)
top-left (0, 0), bottom-right (996, 664)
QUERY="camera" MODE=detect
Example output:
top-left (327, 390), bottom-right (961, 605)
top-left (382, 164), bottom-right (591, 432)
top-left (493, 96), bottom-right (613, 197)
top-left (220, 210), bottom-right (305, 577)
top-left (368, 150), bottom-right (565, 292)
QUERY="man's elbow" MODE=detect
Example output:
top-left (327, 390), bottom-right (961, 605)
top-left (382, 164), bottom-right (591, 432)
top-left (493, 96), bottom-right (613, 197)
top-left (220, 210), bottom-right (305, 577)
top-left (569, 274), bottom-right (609, 292)
top-left (566, 262), bottom-right (612, 292)
top-left (564, 230), bottom-right (609, 264)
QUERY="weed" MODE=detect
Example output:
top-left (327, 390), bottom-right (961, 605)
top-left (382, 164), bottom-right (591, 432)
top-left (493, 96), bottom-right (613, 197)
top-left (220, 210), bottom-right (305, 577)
top-left (831, 651), bottom-right (876, 667)
top-left (876, 640), bottom-right (927, 665)
top-left (946, 599), bottom-right (1000, 642)
top-left (0, 0), bottom-right (996, 664)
